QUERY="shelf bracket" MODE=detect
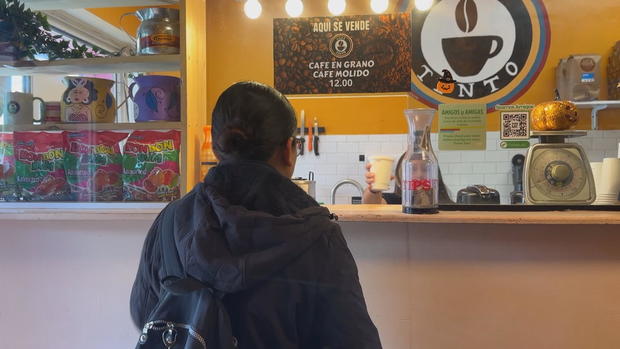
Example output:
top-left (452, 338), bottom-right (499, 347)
top-left (590, 104), bottom-right (608, 130)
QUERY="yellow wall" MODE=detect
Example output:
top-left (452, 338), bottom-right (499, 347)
top-left (206, 0), bottom-right (620, 133)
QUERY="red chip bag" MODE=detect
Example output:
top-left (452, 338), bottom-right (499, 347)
top-left (123, 130), bottom-right (180, 201)
top-left (0, 133), bottom-right (18, 201)
top-left (64, 131), bottom-right (128, 201)
top-left (14, 131), bottom-right (71, 201)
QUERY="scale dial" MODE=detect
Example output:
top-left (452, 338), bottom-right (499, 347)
top-left (529, 148), bottom-right (587, 200)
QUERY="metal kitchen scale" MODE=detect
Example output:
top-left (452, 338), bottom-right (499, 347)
top-left (524, 130), bottom-right (596, 205)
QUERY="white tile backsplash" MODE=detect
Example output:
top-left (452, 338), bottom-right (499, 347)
top-left (293, 131), bottom-right (620, 205)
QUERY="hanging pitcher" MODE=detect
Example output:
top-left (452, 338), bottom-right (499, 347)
top-left (129, 75), bottom-right (181, 122)
top-left (121, 8), bottom-right (180, 55)
top-left (402, 109), bottom-right (439, 214)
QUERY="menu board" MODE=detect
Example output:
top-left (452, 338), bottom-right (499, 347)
top-left (274, 14), bottom-right (411, 94)
top-left (438, 103), bottom-right (487, 150)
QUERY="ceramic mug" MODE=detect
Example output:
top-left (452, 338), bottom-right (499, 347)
top-left (2, 92), bottom-right (45, 125)
top-left (129, 75), bottom-right (181, 122)
top-left (61, 77), bottom-right (116, 123)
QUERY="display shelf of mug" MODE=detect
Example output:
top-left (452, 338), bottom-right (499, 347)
top-left (0, 54), bottom-right (181, 76)
top-left (0, 121), bottom-right (184, 132)
top-left (573, 100), bottom-right (620, 130)
top-left (22, 0), bottom-right (178, 10)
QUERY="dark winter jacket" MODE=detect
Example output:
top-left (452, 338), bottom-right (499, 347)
top-left (130, 160), bottom-right (382, 349)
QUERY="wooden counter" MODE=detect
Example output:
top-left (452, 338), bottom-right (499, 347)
top-left (1, 203), bottom-right (618, 224)
top-left (324, 204), bottom-right (620, 224)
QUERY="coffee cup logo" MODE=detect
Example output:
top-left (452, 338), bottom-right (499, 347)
top-left (329, 33), bottom-right (353, 58)
top-left (411, 0), bottom-right (550, 110)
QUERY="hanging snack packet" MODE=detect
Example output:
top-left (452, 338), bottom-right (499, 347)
top-left (14, 131), bottom-right (71, 201)
top-left (0, 133), bottom-right (18, 201)
top-left (123, 130), bottom-right (180, 201)
top-left (64, 131), bottom-right (128, 201)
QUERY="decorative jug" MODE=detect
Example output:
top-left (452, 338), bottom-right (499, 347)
top-left (121, 8), bottom-right (180, 55)
top-left (129, 75), bottom-right (181, 122)
top-left (402, 109), bottom-right (439, 214)
top-left (61, 77), bottom-right (115, 123)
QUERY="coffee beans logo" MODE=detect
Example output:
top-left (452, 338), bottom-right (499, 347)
top-left (411, 0), bottom-right (550, 110)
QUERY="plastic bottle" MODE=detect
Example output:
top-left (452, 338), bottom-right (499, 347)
top-left (200, 125), bottom-right (218, 180)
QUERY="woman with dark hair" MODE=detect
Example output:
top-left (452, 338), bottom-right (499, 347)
top-left (130, 81), bottom-right (382, 349)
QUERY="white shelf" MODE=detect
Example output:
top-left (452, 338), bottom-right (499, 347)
top-left (22, 0), bottom-right (178, 10)
top-left (0, 121), bottom-right (184, 132)
top-left (0, 54), bottom-right (180, 76)
top-left (573, 100), bottom-right (620, 130)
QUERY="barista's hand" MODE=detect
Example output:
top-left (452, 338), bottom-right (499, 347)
top-left (364, 163), bottom-right (376, 188)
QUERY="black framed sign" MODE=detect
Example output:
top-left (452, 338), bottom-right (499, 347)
top-left (274, 13), bottom-right (412, 94)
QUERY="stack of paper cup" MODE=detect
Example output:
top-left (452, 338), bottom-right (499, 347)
top-left (595, 157), bottom-right (620, 205)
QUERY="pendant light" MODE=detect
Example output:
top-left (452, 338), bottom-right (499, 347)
top-left (414, 0), bottom-right (433, 11)
top-left (328, 0), bottom-right (346, 15)
top-left (370, 0), bottom-right (388, 13)
top-left (244, 0), bottom-right (262, 19)
top-left (285, 0), bottom-right (303, 17)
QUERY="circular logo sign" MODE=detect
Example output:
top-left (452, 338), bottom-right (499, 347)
top-left (7, 101), bottom-right (20, 114)
top-left (329, 33), bottom-right (354, 59)
top-left (411, 0), bottom-right (550, 110)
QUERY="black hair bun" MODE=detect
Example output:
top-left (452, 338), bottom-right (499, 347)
top-left (218, 128), bottom-right (251, 155)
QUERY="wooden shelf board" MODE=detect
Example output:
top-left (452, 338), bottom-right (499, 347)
top-left (0, 54), bottom-right (180, 76)
top-left (0, 122), bottom-right (184, 132)
top-left (22, 0), bottom-right (179, 10)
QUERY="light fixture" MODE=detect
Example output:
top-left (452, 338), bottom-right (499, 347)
top-left (244, 0), bottom-right (262, 19)
top-left (414, 0), bottom-right (433, 11)
top-left (285, 0), bottom-right (303, 17)
top-left (370, 0), bottom-right (388, 13)
top-left (328, 0), bottom-right (346, 15)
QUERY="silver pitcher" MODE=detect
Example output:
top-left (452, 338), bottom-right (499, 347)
top-left (121, 8), bottom-right (180, 55)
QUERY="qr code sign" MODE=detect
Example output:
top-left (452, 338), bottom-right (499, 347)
top-left (501, 112), bottom-right (529, 140)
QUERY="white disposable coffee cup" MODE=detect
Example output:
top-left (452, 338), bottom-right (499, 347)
top-left (369, 155), bottom-right (394, 192)
top-left (590, 162), bottom-right (603, 195)
top-left (600, 158), bottom-right (620, 195)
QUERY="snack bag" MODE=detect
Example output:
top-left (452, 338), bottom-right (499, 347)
top-left (14, 131), bottom-right (71, 201)
top-left (123, 130), bottom-right (180, 201)
top-left (64, 131), bottom-right (128, 201)
top-left (0, 133), bottom-right (18, 201)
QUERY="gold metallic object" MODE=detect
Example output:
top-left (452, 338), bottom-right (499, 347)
top-left (530, 101), bottom-right (579, 131)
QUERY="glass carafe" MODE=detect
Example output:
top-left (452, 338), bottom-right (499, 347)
top-left (402, 109), bottom-right (439, 214)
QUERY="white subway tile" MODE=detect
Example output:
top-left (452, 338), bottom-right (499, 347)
top-left (471, 162), bottom-right (495, 173)
top-left (459, 174), bottom-right (485, 186)
top-left (602, 130), bottom-right (620, 138)
top-left (484, 151), bottom-right (509, 162)
top-left (319, 164), bottom-right (339, 174)
top-left (592, 138), bottom-right (618, 151)
top-left (442, 174), bottom-right (461, 188)
top-left (337, 142), bottom-right (358, 153)
top-left (337, 164), bottom-right (359, 175)
top-left (323, 153), bottom-right (349, 163)
top-left (460, 150), bottom-right (486, 162)
top-left (448, 163), bottom-right (473, 174)
top-left (484, 173), bottom-right (509, 185)
top-left (322, 135), bottom-right (347, 142)
top-left (346, 135), bottom-right (368, 141)
top-left (380, 142), bottom-right (406, 154)
top-left (495, 161), bottom-right (513, 174)
top-left (436, 151), bottom-right (461, 163)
